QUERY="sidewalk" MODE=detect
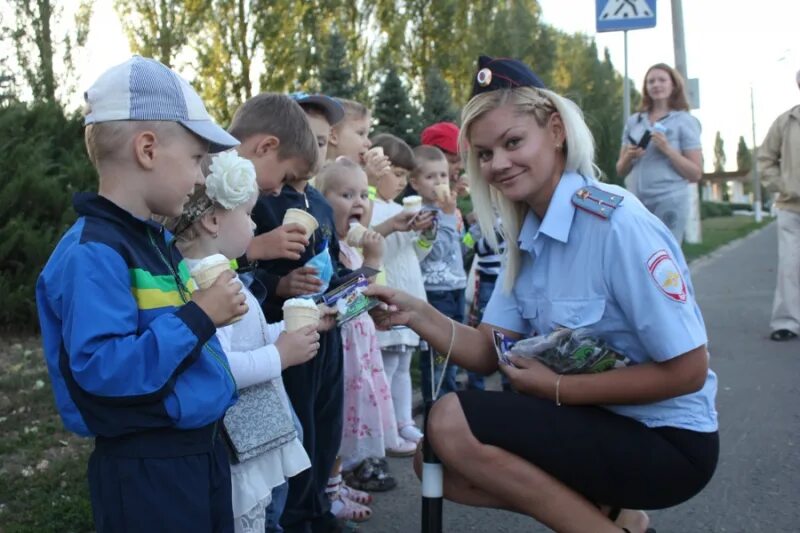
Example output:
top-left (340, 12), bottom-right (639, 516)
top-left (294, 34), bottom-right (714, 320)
top-left (370, 220), bottom-right (800, 532)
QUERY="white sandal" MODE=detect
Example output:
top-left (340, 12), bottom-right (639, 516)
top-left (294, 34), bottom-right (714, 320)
top-left (399, 424), bottom-right (423, 444)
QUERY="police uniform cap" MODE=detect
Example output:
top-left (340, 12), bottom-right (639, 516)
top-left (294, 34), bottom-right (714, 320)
top-left (471, 55), bottom-right (546, 98)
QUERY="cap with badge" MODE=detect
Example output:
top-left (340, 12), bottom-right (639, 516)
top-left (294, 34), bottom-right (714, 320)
top-left (84, 55), bottom-right (238, 153)
top-left (289, 92), bottom-right (345, 125)
top-left (471, 55), bottom-right (546, 98)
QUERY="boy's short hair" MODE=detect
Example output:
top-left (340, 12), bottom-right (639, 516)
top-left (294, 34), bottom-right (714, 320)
top-left (228, 93), bottom-right (319, 170)
top-left (84, 120), bottom-right (181, 168)
top-left (370, 133), bottom-right (415, 171)
top-left (334, 98), bottom-right (369, 124)
top-left (314, 157), bottom-right (365, 196)
top-left (412, 144), bottom-right (447, 175)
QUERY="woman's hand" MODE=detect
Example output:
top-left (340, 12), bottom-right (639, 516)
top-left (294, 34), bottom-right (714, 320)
top-left (500, 356), bottom-right (559, 401)
top-left (650, 132), bottom-right (674, 156)
top-left (363, 284), bottom-right (419, 330)
top-left (624, 144), bottom-right (645, 161)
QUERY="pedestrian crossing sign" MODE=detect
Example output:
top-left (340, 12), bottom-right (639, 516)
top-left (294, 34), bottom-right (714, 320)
top-left (596, 0), bottom-right (657, 33)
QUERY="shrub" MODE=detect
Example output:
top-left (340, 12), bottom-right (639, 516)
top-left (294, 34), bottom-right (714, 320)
top-left (0, 102), bottom-right (96, 330)
top-left (700, 201), bottom-right (733, 219)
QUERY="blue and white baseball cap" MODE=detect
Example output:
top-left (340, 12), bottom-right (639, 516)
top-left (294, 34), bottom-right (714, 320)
top-left (84, 56), bottom-right (238, 153)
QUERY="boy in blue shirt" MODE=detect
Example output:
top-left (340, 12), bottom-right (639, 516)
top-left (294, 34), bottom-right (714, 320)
top-left (36, 56), bottom-right (243, 532)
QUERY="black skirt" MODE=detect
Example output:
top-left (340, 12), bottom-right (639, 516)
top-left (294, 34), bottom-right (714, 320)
top-left (455, 389), bottom-right (719, 510)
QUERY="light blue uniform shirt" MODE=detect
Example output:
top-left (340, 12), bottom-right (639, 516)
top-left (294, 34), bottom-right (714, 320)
top-left (622, 110), bottom-right (702, 201)
top-left (483, 172), bottom-right (718, 432)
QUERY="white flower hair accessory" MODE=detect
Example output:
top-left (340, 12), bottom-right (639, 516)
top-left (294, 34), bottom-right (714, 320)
top-left (205, 150), bottom-right (258, 210)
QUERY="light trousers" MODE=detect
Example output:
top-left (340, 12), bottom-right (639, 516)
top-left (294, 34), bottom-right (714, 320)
top-left (771, 209), bottom-right (800, 334)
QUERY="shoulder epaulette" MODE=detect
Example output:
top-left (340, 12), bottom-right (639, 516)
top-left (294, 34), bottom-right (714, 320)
top-left (572, 186), bottom-right (623, 220)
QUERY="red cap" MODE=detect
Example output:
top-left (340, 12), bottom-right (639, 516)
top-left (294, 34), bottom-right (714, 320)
top-left (420, 122), bottom-right (460, 154)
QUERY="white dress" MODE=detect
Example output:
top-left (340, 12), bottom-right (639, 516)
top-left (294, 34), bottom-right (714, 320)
top-left (370, 199), bottom-right (430, 348)
top-left (186, 259), bottom-right (311, 521)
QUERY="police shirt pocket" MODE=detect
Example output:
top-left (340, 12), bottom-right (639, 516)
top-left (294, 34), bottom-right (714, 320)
top-left (549, 297), bottom-right (606, 329)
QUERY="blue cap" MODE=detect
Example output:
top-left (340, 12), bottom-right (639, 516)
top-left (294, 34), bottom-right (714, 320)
top-left (84, 56), bottom-right (239, 153)
top-left (289, 92), bottom-right (345, 125)
top-left (471, 55), bottom-right (546, 98)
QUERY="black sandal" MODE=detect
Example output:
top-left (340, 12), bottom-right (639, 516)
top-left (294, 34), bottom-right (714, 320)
top-left (343, 458), bottom-right (397, 492)
top-left (770, 329), bottom-right (798, 341)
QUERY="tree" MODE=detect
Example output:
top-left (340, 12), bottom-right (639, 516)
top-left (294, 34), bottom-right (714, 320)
top-left (713, 131), bottom-right (726, 172)
top-left (372, 68), bottom-right (420, 146)
top-left (736, 135), bottom-right (752, 172)
top-left (114, 0), bottom-right (205, 68)
top-left (3, 0), bottom-right (92, 103)
top-left (319, 29), bottom-right (360, 99)
top-left (421, 67), bottom-right (457, 126)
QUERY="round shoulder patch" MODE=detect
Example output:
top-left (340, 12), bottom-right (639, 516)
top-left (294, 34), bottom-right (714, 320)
top-left (646, 249), bottom-right (687, 303)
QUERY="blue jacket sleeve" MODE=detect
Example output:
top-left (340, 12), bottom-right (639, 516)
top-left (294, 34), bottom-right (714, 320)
top-left (61, 242), bottom-right (216, 403)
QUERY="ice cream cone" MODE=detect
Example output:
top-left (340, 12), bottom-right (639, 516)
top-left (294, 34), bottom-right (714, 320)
top-left (190, 254), bottom-right (242, 324)
top-left (283, 208), bottom-right (319, 239)
top-left (346, 222), bottom-right (368, 247)
top-left (402, 195), bottom-right (423, 213)
top-left (434, 183), bottom-right (450, 202)
top-left (283, 298), bottom-right (321, 331)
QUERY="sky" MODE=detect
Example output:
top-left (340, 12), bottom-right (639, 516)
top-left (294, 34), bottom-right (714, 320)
top-left (72, 0), bottom-right (800, 172)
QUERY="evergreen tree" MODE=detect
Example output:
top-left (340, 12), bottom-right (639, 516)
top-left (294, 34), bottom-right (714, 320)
top-left (0, 102), bottom-right (96, 328)
top-left (319, 29), bottom-right (359, 99)
top-left (736, 135), bottom-right (752, 172)
top-left (372, 68), bottom-right (420, 146)
top-left (713, 131), bottom-right (726, 172)
top-left (421, 67), bottom-right (458, 127)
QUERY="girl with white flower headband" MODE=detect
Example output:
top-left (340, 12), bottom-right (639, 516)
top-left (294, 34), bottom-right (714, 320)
top-left (165, 150), bottom-right (336, 533)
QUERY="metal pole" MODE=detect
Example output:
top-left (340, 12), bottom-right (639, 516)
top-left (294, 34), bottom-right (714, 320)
top-left (623, 30), bottom-right (630, 123)
top-left (420, 398), bottom-right (443, 533)
top-left (671, 0), bottom-right (702, 244)
top-left (750, 85), bottom-right (763, 222)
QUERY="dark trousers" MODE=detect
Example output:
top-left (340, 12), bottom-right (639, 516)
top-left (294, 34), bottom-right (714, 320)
top-left (87, 423), bottom-right (233, 533)
top-left (280, 328), bottom-right (344, 533)
top-left (421, 289), bottom-right (465, 402)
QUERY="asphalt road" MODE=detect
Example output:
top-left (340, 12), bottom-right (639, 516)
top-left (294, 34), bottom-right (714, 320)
top-left (362, 222), bottom-right (800, 533)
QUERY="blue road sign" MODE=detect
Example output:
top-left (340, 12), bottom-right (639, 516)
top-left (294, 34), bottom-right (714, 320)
top-left (596, 0), bottom-right (657, 33)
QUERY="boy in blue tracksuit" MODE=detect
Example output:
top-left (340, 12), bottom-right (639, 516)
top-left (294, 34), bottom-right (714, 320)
top-left (35, 56), bottom-right (243, 532)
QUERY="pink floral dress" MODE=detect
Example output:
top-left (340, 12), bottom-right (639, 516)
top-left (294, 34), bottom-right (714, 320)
top-left (338, 242), bottom-right (400, 468)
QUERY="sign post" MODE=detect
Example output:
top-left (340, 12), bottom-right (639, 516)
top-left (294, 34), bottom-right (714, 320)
top-left (596, 0), bottom-right (658, 123)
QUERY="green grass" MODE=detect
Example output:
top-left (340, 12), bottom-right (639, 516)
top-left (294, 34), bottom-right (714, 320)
top-left (0, 338), bottom-right (93, 533)
top-left (682, 215), bottom-right (773, 262)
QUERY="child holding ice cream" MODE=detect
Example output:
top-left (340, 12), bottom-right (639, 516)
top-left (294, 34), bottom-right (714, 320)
top-left (316, 157), bottom-right (409, 520)
top-left (408, 145), bottom-right (467, 402)
top-left (165, 151), bottom-right (335, 533)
